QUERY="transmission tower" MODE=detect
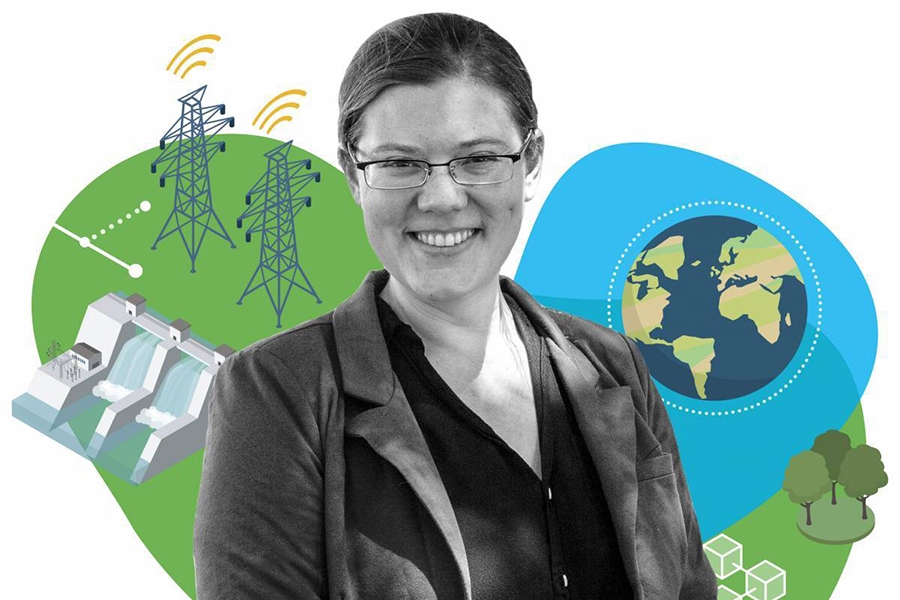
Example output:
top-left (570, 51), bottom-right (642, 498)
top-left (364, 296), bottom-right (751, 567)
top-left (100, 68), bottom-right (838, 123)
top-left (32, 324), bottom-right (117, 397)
top-left (150, 85), bottom-right (236, 273)
top-left (237, 140), bottom-right (322, 327)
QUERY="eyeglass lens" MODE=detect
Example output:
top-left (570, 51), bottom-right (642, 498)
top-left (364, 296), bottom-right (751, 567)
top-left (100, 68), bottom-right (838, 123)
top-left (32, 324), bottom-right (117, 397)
top-left (365, 156), bottom-right (515, 189)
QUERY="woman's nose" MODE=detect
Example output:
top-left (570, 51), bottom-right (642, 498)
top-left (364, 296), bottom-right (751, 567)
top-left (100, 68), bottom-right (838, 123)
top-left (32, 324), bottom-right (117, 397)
top-left (415, 166), bottom-right (468, 213)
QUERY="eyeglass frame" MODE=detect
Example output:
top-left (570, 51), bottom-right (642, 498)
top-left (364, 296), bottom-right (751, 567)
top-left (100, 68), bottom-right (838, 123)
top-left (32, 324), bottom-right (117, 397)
top-left (349, 129), bottom-right (535, 190)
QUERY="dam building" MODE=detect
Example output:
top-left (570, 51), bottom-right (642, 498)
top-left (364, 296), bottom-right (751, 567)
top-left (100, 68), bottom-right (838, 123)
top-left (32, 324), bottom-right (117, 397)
top-left (12, 292), bottom-right (233, 485)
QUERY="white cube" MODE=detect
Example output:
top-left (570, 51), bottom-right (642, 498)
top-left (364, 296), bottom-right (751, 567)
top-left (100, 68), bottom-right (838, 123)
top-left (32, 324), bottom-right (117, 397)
top-left (703, 534), bottom-right (743, 579)
top-left (745, 560), bottom-right (786, 600)
top-left (717, 585), bottom-right (741, 600)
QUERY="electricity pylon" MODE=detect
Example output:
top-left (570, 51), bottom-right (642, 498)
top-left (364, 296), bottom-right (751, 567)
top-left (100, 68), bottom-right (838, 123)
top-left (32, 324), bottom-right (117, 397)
top-left (151, 85), bottom-right (235, 273)
top-left (237, 140), bottom-right (322, 327)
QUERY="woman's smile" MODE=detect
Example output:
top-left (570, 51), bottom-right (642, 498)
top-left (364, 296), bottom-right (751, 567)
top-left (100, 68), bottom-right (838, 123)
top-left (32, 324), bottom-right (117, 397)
top-left (411, 228), bottom-right (477, 249)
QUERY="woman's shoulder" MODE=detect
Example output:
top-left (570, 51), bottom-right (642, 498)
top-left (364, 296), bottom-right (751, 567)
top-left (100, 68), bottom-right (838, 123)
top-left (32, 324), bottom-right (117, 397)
top-left (223, 309), bottom-right (339, 372)
top-left (213, 311), bottom-right (343, 424)
top-left (543, 306), bottom-right (630, 350)
top-left (540, 305), bottom-right (650, 387)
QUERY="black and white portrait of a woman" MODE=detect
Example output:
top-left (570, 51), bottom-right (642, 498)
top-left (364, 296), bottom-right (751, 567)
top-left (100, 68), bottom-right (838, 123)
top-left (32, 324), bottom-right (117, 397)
top-left (194, 12), bottom-right (717, 600)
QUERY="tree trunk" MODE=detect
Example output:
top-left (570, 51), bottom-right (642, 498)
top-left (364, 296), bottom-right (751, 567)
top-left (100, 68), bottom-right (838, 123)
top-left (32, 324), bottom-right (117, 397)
top-left (804, 502), bottom-right (813, 526)
top-left (861, 496), bottom-right (869, 520)
top-left (831, 481), bottom-right (837, 505)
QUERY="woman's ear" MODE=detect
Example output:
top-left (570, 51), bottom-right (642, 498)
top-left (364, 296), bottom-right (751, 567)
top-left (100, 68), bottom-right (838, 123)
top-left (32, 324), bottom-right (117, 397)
top-left (524, 128), bottom-right (544, 203)
top-left (337, 146), bottom-right (362, 205)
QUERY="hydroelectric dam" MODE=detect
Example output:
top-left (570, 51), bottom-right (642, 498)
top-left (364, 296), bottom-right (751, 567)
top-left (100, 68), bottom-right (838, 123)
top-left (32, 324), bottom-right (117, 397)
top-left (12, 293), bottom-right (233, 485)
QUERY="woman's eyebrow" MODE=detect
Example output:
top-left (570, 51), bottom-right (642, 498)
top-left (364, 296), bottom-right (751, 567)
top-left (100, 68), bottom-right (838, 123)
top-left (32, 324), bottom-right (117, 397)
top-left (457, 136), bottom-right (511, 151)
top-left (365, 137), bottom-right (510, 157)
top-left (368, 143), bottom-right (422, 155)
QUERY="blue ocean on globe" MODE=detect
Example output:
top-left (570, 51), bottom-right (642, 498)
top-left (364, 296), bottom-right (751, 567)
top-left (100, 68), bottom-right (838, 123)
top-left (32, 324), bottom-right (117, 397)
top-left (624, 216), bottom-right (807, 400)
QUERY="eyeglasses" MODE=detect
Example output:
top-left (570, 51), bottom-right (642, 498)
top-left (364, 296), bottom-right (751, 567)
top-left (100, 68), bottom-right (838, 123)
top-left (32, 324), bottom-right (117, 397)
top-left (351, 129), bottom-right (534, 190)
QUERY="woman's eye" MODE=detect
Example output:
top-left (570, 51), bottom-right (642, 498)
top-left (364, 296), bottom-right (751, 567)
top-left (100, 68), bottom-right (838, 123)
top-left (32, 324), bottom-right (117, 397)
top-left (465, 156), bottom-right (500, 164)
top-left (457, 156), bottom-right (504, 174)
top-left (384, 160), bottom-right (419, 169)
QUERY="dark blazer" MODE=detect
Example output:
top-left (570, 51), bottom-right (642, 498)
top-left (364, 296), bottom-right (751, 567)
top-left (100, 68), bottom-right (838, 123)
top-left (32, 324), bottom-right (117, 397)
top-left (194, 270), bottom-right (717, 600)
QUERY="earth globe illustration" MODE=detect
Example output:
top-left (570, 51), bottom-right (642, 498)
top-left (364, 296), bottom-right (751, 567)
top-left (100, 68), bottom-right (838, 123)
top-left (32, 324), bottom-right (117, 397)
top-left (622, 215), bottom-right (807, 400)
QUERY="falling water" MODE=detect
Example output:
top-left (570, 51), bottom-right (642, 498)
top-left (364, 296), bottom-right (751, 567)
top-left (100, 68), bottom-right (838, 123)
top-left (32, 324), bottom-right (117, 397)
top-left (107, 330), bottom-right (162, 390)
top-left (151, 356), bottom-right (206, 420)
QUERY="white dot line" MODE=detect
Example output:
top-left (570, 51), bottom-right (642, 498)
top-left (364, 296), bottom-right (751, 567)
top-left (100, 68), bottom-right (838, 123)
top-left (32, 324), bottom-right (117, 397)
top-left (91, 200), bottom-right (152, 238)
top-left (606, 200), bottom-right (822, 417)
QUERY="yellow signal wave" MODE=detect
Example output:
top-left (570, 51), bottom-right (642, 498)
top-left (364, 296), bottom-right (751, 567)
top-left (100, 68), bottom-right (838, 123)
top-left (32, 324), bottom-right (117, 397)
top-left (167, 34), bottom-right (221, 79)
top-left (253, 89), bottom-right (307, 134)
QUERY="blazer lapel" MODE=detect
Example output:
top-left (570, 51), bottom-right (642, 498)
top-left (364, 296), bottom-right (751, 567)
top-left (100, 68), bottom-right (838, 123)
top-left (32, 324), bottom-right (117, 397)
top-left (335, 271), bottom-right (473, 600)
top-left (501, 276), bottom-right (642, 596)
top-left (344, 386), bottom-right (472, 600)
top-left (546, 339), bottom-right (641, 596)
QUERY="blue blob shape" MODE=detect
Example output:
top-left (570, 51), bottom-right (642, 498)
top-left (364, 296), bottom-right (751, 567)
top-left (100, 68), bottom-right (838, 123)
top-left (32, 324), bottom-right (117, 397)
top-left (517, 143), bottom-right (877, 537)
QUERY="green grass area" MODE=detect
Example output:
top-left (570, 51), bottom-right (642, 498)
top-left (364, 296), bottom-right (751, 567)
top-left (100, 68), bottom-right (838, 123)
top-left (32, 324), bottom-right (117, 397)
top-left (713, 402), bottom-right (866, 599)
top-left (797, 497), bottom-right (875, 544)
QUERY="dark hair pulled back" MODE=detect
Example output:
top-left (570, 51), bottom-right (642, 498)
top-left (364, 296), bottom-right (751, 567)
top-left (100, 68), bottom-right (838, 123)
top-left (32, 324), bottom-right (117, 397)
top-left (338, 13), bottom-right (538, 152)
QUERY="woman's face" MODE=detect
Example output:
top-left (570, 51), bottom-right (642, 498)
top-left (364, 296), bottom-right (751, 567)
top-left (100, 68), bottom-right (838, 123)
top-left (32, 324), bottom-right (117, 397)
top-left (346, 77), bottom-right (542, 305)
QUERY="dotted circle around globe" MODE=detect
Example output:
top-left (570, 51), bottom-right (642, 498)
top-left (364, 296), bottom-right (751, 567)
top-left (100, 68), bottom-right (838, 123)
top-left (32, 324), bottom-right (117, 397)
top-left (606, 201), bottom-right (823, 415)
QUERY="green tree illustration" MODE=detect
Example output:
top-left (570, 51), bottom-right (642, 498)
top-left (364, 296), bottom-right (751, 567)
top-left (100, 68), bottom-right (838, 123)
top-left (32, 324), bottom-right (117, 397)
top-left (812, 429), bottom-right (852, 504)
top-left (783, 451), bottom-right (832, 526)
top-left (839, 445), bottom-right (888, 520)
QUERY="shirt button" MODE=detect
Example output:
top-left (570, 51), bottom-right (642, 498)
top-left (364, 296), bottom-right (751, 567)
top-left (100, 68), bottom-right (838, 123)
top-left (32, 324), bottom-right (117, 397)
top-left (562, 574), bottom-right (568, 588)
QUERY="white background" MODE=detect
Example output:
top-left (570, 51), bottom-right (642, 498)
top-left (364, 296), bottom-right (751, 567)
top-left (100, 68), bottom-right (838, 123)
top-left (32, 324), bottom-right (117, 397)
top-left (2, 1), bottom-right (897, 597)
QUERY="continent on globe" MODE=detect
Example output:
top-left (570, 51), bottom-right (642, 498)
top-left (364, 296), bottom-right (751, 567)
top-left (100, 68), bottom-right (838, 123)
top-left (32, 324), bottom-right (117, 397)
top-left (670, 335), bottom-right (716, 399)
top-left (717, 228), bottom-right (804, 344)
top-left (642, 235), bottom-right (685, 281)
top-left (622, 216), bottom-right (807, 400)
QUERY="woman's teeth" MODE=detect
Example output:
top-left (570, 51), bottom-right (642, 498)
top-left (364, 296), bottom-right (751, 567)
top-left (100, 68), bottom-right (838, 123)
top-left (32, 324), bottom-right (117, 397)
top-left (415, 229), bottom-right (475, 248)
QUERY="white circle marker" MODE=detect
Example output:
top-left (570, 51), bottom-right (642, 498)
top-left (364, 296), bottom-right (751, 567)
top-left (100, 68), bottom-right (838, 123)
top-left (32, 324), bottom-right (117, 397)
top-left (117, 218), bottom-right (123, 224)
top-left (140, 201), bottom-right (152, 212)
top-left (129, 264), bottom-right (144, 279)
top-left (79, 237), bottom-right (90, 248)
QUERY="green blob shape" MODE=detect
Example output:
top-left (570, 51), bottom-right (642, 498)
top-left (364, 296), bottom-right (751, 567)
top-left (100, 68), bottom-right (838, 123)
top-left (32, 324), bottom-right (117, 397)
top-left (715, 402), bottom-right (866, 599)
top-left (31, 134), bottom-right (381, 598)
